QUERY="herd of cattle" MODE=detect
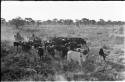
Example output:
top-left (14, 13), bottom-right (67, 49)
top-left (13, 33), bottom-right (108, 65)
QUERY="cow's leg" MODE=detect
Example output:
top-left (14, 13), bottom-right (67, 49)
top-left (65, 54), bottom-right (67, 59)
top-left (19, 45), bottom-right (22, 53)
top-left (21, 46), bottom-right (24, 52)
top-left (19, 46), bottom-right (22, 53)
top-left (79, 61), bottom-right (83, 72)
top-left (52, 51), bottom-right (55, 57)
top-left (64, 53), bottom-right (67, 59)
top-left (67, 55), bottom-right (70, 64)
top-left (103, 55), bottom-right (106, 61)
top-left (62, 50), bottom-right (65, 58)
top-left (43, 48), bottom-right (46, 56)
top-left (67, 59), bottom-right (71, 71)
top-left (14, 45), bottom-right (18, 54)
top-left (14, 43), bottom-right (17, 51)
top-left (16, 45), bottom-right (19, 54)
top-left (40, 55), bottom-right (42, 60)
top-left (78, 60), bottom-right (81, 66)
top-left (39, 53), bottom-right (41, 60)
top-left (39, 55), bottom-right (41, 60)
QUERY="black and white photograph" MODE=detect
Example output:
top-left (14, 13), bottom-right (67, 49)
top-left (1, 0), bottom-right (125, 1)
top-left (1, 1), bottom-right (125, 81)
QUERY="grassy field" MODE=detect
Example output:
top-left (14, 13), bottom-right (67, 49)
top-left (1, 24), bottom-right (125, 81)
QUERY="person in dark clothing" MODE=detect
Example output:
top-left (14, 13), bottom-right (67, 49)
top-left (37, 46), bottom-right (44, 59)
top-left (99, 48), bottom-right (107, 61)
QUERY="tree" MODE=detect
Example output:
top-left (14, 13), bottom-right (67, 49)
top-left (25, 18), bottom-right (35, 25)
top-left (98, 19), bottom-right (105, 25)
top-left (117, 21), bottom-right (125, 25)
top-left (75, 19), bottom-right (81, 27)
top-left (57, 19), bottom-right (64, 24)
top-left (36, 20), bottom-right (42, 27)
top-left (81, 18), bottom-right (90, 25)
top-left (52, 18), bottom-right (58, 24)
top-left (107, 20), bottom-right (112, 25)
top-left (89, 20), bottom-right (96, 25)
top-left (63, 19), bottom-right (74, 25)
top-left (1, 18), bottom-right (6, 24)
top-left (9, 17), bottom-right (25, 29)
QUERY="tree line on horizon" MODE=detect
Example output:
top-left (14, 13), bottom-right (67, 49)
top-left (1, 17), bottom-right (125, 29)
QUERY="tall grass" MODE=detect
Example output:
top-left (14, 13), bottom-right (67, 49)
top-left (1, 24), bottom-right (125, 81)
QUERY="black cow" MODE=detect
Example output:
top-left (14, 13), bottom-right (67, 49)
top-left (45, 37), bottom-right (88, 59)
top-left (99, 48), bottom-right (107, 61)
top-left (44, 40), bottom-right (52, 50)
top-left (52, 37), bottom-right (64, 46)
top-left (61, 46), bottom-right (69, 58)
top-left (13, 41), bottom-right (23, 52)
top-left (63, 37), bottom-right (87, 50)
top-left (69, 37), bottom-right (86, 45)
top-left (33, 38), bottom-right (41, 44)
top-left (52, 37), bottom-right (70, 46)
top-left (78, 38), bottom-right (86, 44)
top-left (21, 42), bottom-right (32, 52)
top-left (13, 41), bottom-right (22, 48)
top-left (46, 45), bottom-right (55, 57)
top-left (33, 43), bottom-right (42, 49)
top-left (66, 41), bottom-right (82, 51)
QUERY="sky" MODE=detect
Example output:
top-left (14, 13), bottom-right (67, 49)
top-left (1, 1), bottom-right (125, 21)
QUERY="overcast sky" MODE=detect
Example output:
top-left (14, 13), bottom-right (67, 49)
top-left (1, 1), bottom-right (125, 21)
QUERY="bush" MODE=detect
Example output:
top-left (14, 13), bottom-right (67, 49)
top-left (1, 67), bottom-right (26, 81)
top-left (9, 17), bottom-right (25, 29)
